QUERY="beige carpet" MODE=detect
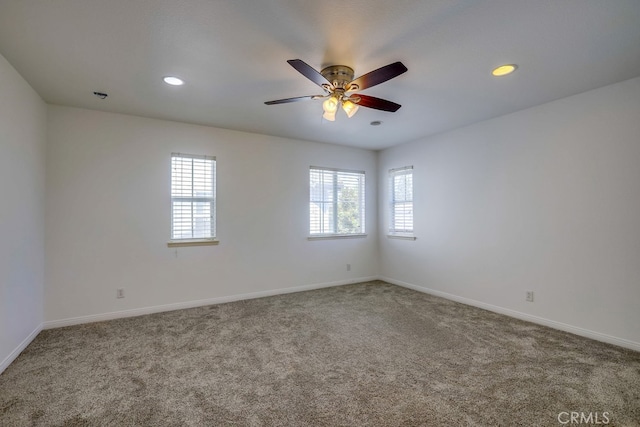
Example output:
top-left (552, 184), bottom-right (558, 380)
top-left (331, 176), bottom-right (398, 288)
top-left (1, 281), bottom-right (639, 426)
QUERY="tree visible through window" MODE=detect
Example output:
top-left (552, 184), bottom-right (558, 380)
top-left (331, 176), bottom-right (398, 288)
top-left (170, 153), bottom-right (216, 241)
top-left (310, 167), bottom-right (365, 236)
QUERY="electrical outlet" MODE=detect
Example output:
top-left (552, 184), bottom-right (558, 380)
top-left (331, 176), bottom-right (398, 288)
top-left (117, 288), bottom-right (125, 299)
top-left (346, 264), bottom-right (351, 271)
top-left (526, 291), bottom-right (534, 302)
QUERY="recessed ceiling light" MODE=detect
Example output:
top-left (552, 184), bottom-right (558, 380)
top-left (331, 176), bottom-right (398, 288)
top-left (492, 64), bottom-right (518, 77)
top-left (370, 121), bottom-right (382, 126)
top-left (163, 76), bottom-right (184, 86)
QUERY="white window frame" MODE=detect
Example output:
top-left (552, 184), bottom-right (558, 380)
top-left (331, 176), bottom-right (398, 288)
top-left (388, 166), bottom-right (415, 240)
top-left (309, 166), bottom-right (366, 240)
top-left (168, 153), bottom-right (218, 247)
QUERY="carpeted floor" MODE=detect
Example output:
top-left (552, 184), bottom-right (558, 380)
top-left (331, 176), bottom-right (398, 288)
top-left (1, 281), bottom-right (639, 426)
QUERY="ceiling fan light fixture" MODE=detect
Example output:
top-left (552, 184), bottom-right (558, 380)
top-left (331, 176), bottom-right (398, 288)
top-left (322, 96), bottom-right (339, 114)
top-left (491, 64), bottom-right (518, 77)
top-left (322, 110), bottom-right (337, 121)
top-left (342, 99), bottom-right (359, 118)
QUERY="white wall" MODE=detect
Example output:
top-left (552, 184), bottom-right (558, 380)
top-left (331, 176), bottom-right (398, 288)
top-left (45, 106), bottom-right (378, 323)
top-left (379, 76), bottom-right (640, 348)
top-left (0, 53), bottom-right (46, 370)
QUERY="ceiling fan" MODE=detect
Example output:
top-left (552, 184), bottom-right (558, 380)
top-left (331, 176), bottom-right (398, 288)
top-left (265, 59), bottom-right (408, 121)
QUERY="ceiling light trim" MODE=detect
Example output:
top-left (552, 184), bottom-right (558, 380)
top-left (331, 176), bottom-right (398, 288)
top-left (163, 76), bottom-right (185, 86)
top-left (491, 64), bottom-right (518, 77)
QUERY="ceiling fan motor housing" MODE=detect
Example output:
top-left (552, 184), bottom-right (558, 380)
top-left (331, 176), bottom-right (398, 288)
top-left (321, 65), bottom-right (355, 91)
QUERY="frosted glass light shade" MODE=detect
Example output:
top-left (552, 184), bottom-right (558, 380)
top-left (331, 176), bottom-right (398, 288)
top-left (322, 110), bottom-right (336, 121)
top-left (322, 96), bottom-right (339, 113)
top-left (342, 100), bottom-right (359, 118)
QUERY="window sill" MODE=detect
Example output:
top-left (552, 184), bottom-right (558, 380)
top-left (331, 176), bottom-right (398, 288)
top-left (167, 239), bottom-right (219, 247)
top-left (387, 234), bottom-right (416, 240)
top-left (308, 234), bottom-right (367, 241)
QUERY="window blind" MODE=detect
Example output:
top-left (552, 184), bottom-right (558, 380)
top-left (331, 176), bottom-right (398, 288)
top-left (390, 166), bottom-right (413, 233)
top-left (310, 167), bottom-right (365, 235)
top-left (171, 153), bottom-right (216, 240)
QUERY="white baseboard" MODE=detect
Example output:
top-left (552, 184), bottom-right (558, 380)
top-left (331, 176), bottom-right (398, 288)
top-left (9, 276), bottom-right (637, 376)
top-left (0, 323), bottom-right (43, 375)
top-left (43, 276), bottom-right (379, 330)
top-left (381, 276), bottom-right (640, 353)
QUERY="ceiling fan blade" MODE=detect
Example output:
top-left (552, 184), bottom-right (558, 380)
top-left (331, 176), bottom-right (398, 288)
top-left (348, 61), bottom-right (408, 91)
top-left (265, 95), bottom-right (318, 105)
top-left (287, 59), bottom-right (332, 88)
top-left (354, 94), bottom-right (402, 112)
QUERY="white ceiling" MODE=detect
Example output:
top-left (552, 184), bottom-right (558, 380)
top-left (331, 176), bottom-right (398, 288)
top-left (1, 0), bottom-right (640, 150)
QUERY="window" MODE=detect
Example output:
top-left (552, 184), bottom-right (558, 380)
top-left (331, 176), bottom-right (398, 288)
top-left (389, 166), bottom-right (413, 235)
top-left (169, 153), bottom-right (217, 245)
top-left (309, 167), bottom-right (365, 237)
